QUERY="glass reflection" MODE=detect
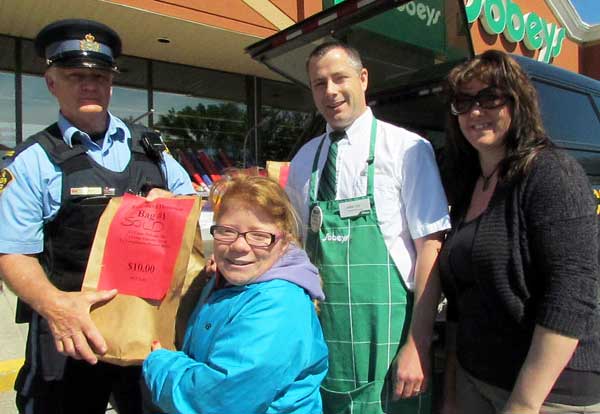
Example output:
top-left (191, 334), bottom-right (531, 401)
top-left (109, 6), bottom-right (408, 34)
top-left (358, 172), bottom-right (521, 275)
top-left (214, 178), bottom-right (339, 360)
top-left (0, 72), bottom-right (15, 149)
top-left (22, 74), bottom-right (57, 141)
top-left (153, 90), bottom-right (247, 165)
top-left (4, 36), bottom-right (315, 172)
top-left (111, 86), bottom-right (148, 126)
top-left (260, 78), bottom-right (315, 163)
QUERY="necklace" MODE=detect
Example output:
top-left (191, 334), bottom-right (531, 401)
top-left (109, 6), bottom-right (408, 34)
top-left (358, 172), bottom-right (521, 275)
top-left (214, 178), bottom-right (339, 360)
top-left (480, 164), bottom-right (500, 191)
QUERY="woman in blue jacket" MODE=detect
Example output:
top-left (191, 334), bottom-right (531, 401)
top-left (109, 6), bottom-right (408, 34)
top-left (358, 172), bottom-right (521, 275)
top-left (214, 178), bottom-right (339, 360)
top-left (143, 174), bottom-right (328, 414)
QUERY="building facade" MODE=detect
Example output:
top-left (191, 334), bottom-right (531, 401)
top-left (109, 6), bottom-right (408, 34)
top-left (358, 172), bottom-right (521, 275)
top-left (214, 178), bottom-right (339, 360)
top-left (0, 0), bottom-right (598, 165)
top-left (0, 0), bottom-right (322, 165)
top-left (466, 0), bottom-right (600, 78)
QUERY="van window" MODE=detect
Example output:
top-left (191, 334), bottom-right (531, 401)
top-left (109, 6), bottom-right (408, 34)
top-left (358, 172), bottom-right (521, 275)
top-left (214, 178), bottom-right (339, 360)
top-left (533, 80), bottom-right (600, 149)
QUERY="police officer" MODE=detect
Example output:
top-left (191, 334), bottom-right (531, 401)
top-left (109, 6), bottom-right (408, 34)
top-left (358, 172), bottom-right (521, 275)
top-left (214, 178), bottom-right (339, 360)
top-left (0, 19), bottom-right (194, 414)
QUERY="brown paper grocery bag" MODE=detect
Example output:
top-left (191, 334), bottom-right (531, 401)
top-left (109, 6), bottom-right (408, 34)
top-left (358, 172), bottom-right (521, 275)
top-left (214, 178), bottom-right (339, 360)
top-left (266, 160), bottom-right (290, 187)
top-left (82, 195), bottom-right (206, 366)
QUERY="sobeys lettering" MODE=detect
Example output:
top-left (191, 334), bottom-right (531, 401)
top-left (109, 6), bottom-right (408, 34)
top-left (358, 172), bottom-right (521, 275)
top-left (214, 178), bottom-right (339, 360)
top-left (321, 233), bottom-right (350, 243)
top-left (397, 1), bottom-right (441, 27)
top-left (464, 0), bottom-right (565, 63)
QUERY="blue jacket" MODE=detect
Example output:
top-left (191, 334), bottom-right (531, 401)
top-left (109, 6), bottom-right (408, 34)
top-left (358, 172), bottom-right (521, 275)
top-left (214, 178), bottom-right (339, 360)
top-left (143, 247), bottom-right (328, 413)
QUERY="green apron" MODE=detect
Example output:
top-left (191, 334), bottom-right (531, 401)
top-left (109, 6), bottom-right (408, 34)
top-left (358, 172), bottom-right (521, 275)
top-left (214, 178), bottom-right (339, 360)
top-left (306, 119), bottom-right (431, 414)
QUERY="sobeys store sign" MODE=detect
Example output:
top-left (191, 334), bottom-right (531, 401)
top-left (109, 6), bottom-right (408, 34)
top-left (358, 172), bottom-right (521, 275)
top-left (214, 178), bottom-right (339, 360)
top-left (465, 0), bottom-right (566, 63)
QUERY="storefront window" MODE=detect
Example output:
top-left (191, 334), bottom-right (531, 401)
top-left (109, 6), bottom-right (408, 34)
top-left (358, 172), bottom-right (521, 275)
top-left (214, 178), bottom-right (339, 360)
top-left (152, 61), bottom-right (248, 167)
top-left (153, 61), bottom-right (246, 102)
top-left (0, 36), bottom-right (15, 149)
top-left (153, 91), bottom-right (247, 163)
top-left (1, 36), bottom-right (320, 169)
top-left (115, 56), bottom-right (147, 89)
top-left (22, 74), bottom-right (57, 139)
top-left (111, 56), bottom-right (150, 125)
top-left (0, 35), bottom-right (15, 72)
top-left (260, 78), bottom-right (315, 162)
top-left (111, 86), bottom-right (149, 126)
top-left (0, 72), bottom-right (15, 149)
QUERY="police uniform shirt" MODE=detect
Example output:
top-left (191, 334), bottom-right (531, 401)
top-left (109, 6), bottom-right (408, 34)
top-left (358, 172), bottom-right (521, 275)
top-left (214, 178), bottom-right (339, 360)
top-left (0, 112), bottom-right (195, 254)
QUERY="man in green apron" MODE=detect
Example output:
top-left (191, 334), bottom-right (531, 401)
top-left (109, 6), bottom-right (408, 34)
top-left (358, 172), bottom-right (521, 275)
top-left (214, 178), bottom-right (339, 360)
top-left (286, 41), bottom-right (450, 414)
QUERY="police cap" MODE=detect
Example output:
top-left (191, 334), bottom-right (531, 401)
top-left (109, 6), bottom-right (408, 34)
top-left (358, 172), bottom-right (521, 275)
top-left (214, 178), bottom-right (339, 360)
top-left (34, 19), bottom-right (121, 72)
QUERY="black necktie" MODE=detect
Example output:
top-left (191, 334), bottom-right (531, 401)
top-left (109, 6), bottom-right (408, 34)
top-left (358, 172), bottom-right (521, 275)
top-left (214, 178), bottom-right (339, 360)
top-left (318, 130), bottom-right (346, 201)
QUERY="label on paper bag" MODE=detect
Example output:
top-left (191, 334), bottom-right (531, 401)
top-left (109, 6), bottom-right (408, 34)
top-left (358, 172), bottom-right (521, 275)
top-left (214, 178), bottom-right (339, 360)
top-left (98, 193), bottom-right (195, 300)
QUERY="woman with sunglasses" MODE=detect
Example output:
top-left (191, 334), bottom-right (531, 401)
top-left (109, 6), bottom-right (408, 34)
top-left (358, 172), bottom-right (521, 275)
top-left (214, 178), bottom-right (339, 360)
top-left (439, 50), bottom-right (600, 414)
top-left (142, 174), bottom-right (328, 414)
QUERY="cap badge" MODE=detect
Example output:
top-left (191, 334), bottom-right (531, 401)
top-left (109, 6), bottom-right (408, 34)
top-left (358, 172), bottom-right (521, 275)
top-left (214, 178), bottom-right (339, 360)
top-left (80, 33), bottom-right (100, 52)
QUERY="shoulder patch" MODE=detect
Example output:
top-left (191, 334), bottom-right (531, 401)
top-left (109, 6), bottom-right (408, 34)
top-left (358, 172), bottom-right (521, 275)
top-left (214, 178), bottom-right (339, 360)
top-left (0, 168), bottom-right (14, 193)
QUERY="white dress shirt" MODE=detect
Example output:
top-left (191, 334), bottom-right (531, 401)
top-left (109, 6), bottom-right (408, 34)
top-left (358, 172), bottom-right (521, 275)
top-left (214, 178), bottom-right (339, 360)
top-left (286, 108), bottom-right (450, 290)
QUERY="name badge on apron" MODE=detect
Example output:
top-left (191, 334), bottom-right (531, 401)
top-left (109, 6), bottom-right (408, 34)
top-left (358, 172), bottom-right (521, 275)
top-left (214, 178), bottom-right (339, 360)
top-left (310, 205), bottom-right (323, 232)
top-left (339, 198), bottom-right (371, 219)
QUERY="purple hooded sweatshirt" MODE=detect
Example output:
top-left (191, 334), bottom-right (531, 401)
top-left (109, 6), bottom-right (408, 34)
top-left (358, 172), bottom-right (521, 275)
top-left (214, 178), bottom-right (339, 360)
top-left (251, 244), bottom-right (324, 301)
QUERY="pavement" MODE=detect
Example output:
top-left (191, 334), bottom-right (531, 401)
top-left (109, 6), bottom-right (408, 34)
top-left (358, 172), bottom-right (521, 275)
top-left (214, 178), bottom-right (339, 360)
top-left (0, 283), bottom-right (27, 414)
top-left (0, 287), bottom-right (117, 413)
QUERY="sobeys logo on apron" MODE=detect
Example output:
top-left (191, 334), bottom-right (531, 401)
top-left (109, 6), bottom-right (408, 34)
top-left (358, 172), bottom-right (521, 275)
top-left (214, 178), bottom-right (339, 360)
top-left (321, 233), bottom-right (350, 243)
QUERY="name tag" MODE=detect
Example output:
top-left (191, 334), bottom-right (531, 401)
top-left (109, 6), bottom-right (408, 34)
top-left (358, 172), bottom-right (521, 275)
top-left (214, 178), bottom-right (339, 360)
top-left (310, 206), bottom-right (323, 233)
top-left (339, 198), bottom-right (371, 219)
top-left (70, 187), bottom-right (102, 196)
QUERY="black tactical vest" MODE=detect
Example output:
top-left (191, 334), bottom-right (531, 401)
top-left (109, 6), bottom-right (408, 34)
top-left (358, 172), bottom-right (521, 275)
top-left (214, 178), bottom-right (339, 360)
top-left (15, 123), bottom-right (166, 322)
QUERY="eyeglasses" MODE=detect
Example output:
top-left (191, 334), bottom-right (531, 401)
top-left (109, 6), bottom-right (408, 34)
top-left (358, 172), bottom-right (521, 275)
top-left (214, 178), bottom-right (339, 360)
top-left (450, 87), bottom-right (510, 115)
top-left (210, 225), bottom-right (280, 247)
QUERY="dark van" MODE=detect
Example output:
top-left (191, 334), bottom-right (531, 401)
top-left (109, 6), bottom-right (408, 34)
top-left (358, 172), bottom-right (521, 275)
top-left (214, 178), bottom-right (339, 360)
top-left (246, 0), bottom-right (600, 205)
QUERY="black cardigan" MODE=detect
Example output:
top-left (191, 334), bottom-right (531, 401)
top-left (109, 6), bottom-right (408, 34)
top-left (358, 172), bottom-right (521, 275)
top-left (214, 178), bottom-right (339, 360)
top-left (439, 148), bottom-right (600, 390)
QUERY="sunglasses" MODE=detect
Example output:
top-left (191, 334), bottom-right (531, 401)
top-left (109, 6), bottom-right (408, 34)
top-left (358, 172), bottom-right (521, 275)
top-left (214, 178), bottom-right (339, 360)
top-left (450, 87), bottom-right (510, 115)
